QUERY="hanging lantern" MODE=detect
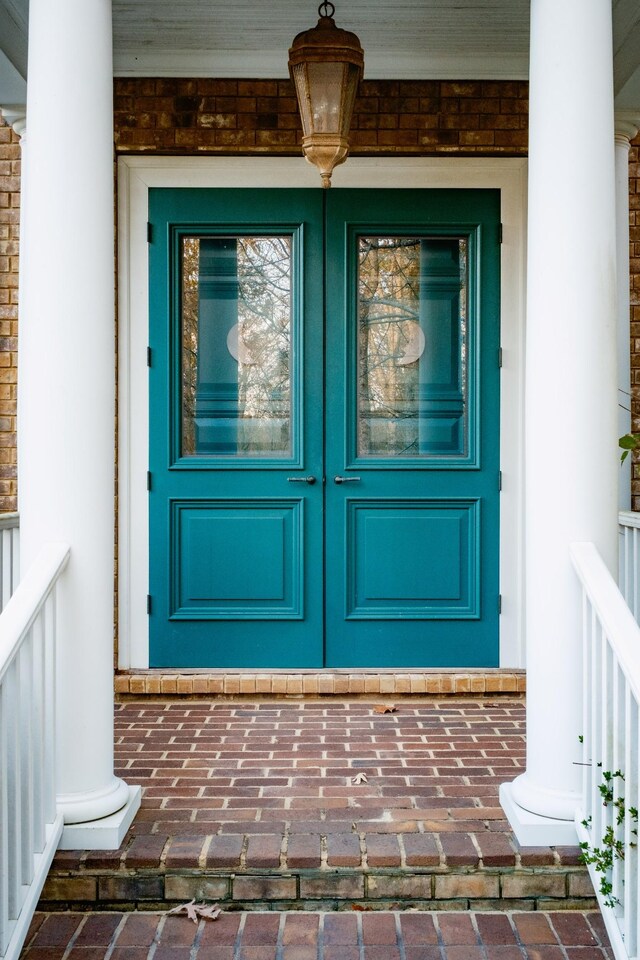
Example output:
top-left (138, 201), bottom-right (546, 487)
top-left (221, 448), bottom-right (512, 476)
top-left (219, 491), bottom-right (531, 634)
top-left (288, 1), bottom-right (364, 188)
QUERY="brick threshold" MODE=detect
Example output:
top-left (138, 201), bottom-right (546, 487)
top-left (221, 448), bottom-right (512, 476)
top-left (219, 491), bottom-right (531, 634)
top-left (115, 669), bottom-right (526, 698)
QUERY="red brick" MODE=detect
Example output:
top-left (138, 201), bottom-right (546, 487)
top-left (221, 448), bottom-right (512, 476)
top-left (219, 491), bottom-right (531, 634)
top-left (365, 833), bottom-right (401, 866)
top-left (362, 913), bottom-right (398, 945)
top-left (74, 915), bottom-right (122, 946)
top-left (116, 914), bottom-right (161, 946)
top-left (438, 915), bottom-right (479, 945)
top-left (245, 834), bottom-right (282, 868)
top-left (282, 914), bottom-right (319, 945)
top-left (439, 832), bottom-right (479, 866)
top-left (125, 835), bottom-right (168, 868)
top-left (286, 833), bottom-right (320, 868)
top-left (326, 832), bottom-right (361, 866)
top-left (512, 914), bottom-right (557, 945)
top-left (475, 915), bottom-right (518, 945)
top-left (547, 914), bottom-right (598, 946)
top-left (242, 913), bottom-right (281, 944)
top-left (32, 916), bottom-right (84, 946)
top-left (323, 913), bottom-right (358, 944)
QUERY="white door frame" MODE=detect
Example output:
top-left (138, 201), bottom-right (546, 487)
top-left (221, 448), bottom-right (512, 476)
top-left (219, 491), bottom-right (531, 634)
top-left (116, 155), bottom-right (527, 669)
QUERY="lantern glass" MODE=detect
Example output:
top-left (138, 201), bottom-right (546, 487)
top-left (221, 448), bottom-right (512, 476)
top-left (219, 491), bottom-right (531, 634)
top-left (306, 61), bottom-right (344, 133)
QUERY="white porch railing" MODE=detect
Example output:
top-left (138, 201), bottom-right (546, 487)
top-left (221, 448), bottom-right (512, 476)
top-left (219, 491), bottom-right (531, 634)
top-left (0, 514), bottom-right (19, 612)
top-left (0, 542), bottom-right (70, 960)
top-left (572, 541), bottom-right (640, 960)
top-left (619, 511), bottom-right (640, 622)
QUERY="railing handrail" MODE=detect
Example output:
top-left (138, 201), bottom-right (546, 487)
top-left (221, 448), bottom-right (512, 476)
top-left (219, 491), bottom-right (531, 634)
top-left (0, 542), bottom-right (70, 685)
top-left (0, 513), bottom-right (18, 532)
top-left (571, 540), bottom-right (640, 701)
top-left (619, 510), bottom-right (640, 530)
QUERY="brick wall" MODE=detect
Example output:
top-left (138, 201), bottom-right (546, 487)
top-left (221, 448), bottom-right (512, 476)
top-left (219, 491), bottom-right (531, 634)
top-left (0, 117), bottom-right (19, 513)
top-left (114, 78), bottom-right (529, 155)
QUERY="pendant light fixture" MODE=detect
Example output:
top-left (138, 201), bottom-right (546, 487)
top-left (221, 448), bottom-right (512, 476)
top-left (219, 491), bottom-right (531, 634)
top-left (288, 2), bottom-right (364, 188)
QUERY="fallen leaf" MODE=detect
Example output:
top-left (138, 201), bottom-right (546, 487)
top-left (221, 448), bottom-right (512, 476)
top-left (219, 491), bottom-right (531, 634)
top-left (350, 772), bottom-right (368, 785)
top-left (374, 704), bottom-right (397, 714)
top-left (167, 900), bottom-right (222, 924)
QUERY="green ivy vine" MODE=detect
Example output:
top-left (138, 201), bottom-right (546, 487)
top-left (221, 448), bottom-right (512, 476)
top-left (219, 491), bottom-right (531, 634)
top-left (579, 768), bottom-right (638, 909)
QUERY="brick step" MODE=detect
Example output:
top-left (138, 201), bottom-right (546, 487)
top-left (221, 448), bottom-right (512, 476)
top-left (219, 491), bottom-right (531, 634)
top-left (115, 670), bottom-right (526, 698)
top-left (40, 863), bottom-right (596, 913)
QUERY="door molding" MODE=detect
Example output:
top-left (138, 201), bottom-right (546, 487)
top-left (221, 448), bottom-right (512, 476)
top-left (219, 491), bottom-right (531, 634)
top-left (117, 155), bottom-right (527, 669)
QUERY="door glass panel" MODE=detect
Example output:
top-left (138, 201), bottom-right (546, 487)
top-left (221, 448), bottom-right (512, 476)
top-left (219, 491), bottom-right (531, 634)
top-left (357, 236), bottom-right (468, 458)
top-left (181, 235), bottom-right (293, 457)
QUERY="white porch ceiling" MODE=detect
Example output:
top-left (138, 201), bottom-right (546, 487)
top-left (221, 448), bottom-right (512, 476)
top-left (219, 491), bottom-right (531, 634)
top-left (1, 0), bottom-right (640, 108)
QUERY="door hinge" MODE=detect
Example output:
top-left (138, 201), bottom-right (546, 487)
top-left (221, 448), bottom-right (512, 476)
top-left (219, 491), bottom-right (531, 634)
top-left (499, 223), bottom-right (503, 244)
top-left (147, 594), bottom-right (152, 615)
top-left (498, 346), bottom-right (503, 368)
top-left (498, 470), bottom-right (502, 491)
top-left (147, 470), bottom-right (152, 492)
top-left (147, 222), bottom-right (153, 244)
top-left (147, 346), bottom-right (152, 367)
top-left (498, 594), bottom-right (502, 615)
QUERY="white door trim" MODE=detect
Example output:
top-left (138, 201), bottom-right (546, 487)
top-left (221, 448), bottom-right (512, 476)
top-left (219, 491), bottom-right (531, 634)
top-left (117, 155), bottom-right (527, 669)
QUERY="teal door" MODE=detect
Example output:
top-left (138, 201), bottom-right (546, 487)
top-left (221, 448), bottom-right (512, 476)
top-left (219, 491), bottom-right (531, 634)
top-left (148, 188), bottom-right (500, 668)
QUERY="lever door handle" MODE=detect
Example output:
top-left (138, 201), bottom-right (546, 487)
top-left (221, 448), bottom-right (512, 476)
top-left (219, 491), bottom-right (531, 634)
top-left (334, 476), bottom-right (361, 484)
top-left (287, 476), bottom-right (317, 485)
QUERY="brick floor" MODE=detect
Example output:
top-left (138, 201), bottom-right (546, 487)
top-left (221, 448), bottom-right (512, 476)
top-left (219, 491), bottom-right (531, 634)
top-left (21, 912), bottom-right (613, 960)
top-left (41, 699), bottom-right (595, 911)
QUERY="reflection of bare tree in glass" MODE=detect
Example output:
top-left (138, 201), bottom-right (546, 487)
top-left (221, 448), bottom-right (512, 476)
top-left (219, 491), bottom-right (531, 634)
top-left (358, 237), bottom-right (467, 457)
top-left (181, 236), bottom-right (292, 457)
top-left (237, 237), bottom-right (291, 454)
top-left (358, 238), bottom-right (421, 456)
top-left (182, 238), bottom-right (199, 456)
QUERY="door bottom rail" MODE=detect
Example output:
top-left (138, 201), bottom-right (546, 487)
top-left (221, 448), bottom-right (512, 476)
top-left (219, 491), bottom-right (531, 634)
top-left (114, 670), bottom-right (525, 698)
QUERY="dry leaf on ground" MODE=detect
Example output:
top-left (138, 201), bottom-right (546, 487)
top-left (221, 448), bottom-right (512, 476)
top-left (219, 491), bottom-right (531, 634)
top-left (350, 772), bottom-right (368, 785)
top-left (373, 704), bottom-right (398, 714)
top-left (167, 900), bottom-right (222, 923)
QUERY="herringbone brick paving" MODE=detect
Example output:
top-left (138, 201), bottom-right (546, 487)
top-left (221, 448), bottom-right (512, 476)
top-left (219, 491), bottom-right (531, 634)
top-left (43, 699), bottom-right (593, 909)
top-left (21, 910), bottom-right (613, 960)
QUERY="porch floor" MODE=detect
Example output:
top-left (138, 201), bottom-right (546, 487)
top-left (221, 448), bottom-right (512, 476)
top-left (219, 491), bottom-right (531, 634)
top-left (42, 698), bottom-right (595, 912)
top-left (21, 909), bottom-right (613, 960)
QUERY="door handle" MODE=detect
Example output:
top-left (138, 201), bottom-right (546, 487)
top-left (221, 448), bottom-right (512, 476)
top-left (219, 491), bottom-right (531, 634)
top-left (334, 476), bottom-right (361, 484)
top-left (287, 476), bottom-right (317, 485)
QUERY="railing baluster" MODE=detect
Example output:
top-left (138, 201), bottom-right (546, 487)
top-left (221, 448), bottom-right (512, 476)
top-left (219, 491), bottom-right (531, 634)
top-left (623, 685), bottom-right (637, 956)
top-left (5, 659), bottom-right (20, 922)
top-left (43, 593), bottom-right (56, 826)
top-left (572, 539), bottom-right (640, 960)
top-left (31, 614), bottom-right (45, 855)
top-left (0, 540), bottom-right (69, 960)
top-left (611, 661), bottom-right (624, 917)
top-left (19, 634), bottom-right (35, 888)
top-left (0, 684), bottom-right (10, 955)
top-left (0, 515), bottom-right (19, 614)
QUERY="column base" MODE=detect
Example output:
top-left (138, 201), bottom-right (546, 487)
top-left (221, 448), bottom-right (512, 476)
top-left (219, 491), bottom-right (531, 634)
top-left (500, 782), bottom-right (578, 846)
top-left (58, 784), bottom-right (141, 850)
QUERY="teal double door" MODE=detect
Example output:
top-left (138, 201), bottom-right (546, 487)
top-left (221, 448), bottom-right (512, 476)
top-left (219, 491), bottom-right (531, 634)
top-left (148, 188), bottom-right (501, 668)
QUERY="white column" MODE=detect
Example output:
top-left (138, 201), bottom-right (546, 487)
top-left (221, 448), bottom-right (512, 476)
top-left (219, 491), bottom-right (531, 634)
top-left (18, 0), bottom-right (139, 844)
top-left (500, 0), bottom-right (618, 843)
top-left (615, 112), bottom-right (640, 511)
